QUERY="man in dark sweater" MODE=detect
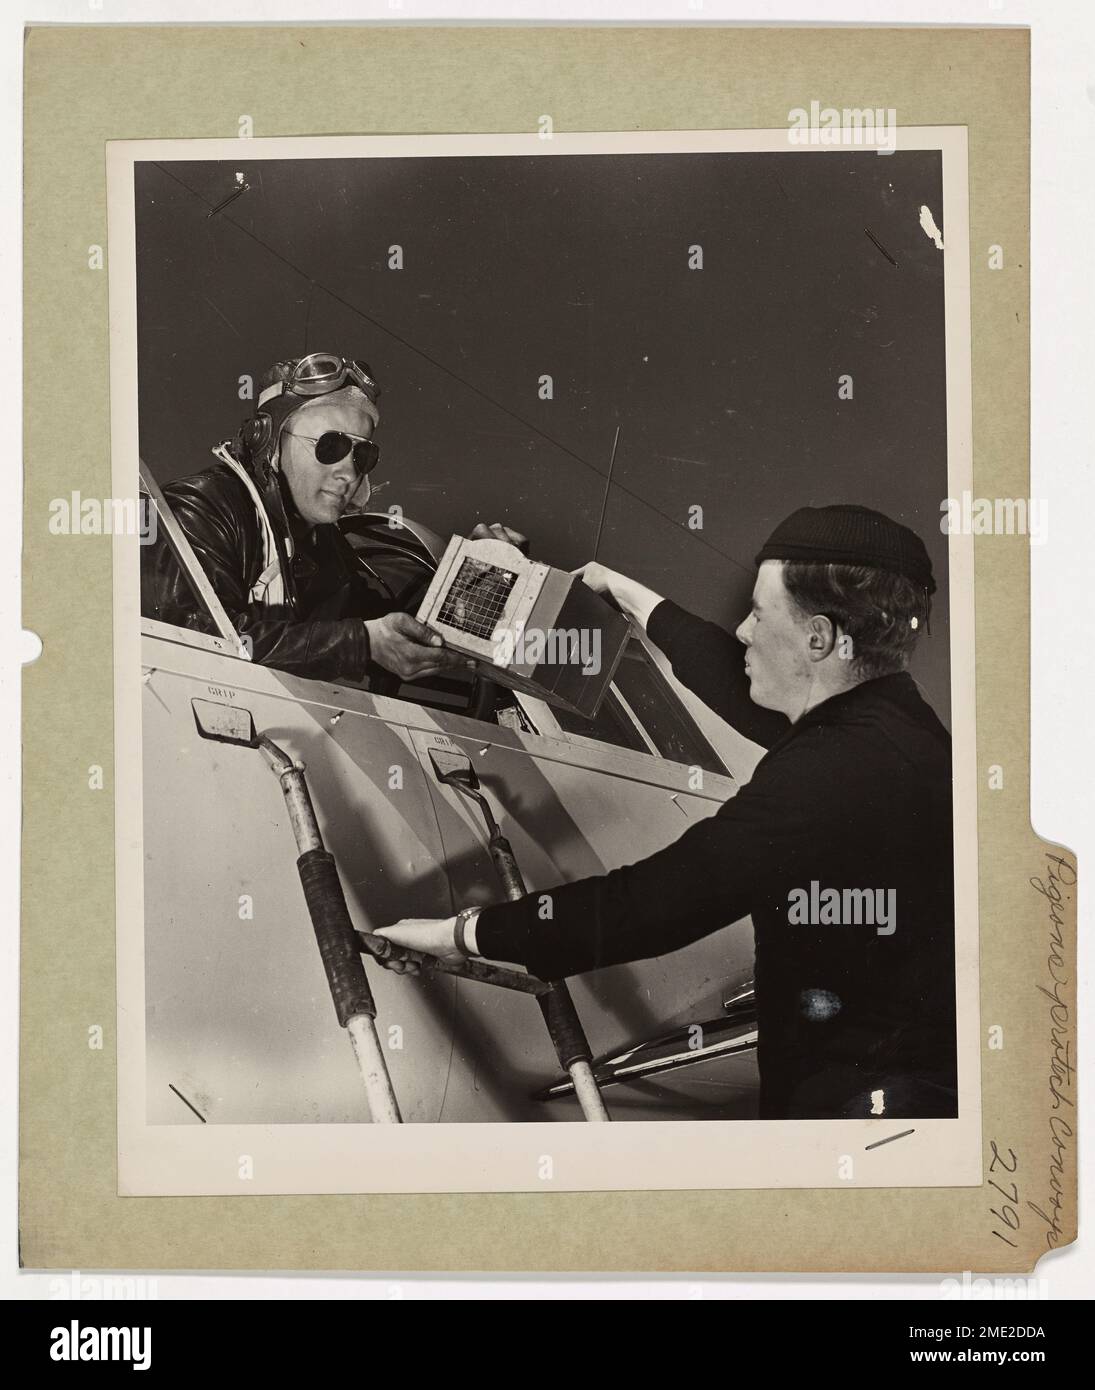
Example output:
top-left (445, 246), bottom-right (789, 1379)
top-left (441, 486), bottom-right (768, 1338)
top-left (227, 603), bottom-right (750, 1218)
top-left (377, 505), bottom-right (959, 1120)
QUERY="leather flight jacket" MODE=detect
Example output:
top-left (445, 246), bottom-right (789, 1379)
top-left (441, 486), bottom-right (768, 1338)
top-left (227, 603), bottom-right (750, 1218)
top-left (141, 451), bottom-right (390, 682)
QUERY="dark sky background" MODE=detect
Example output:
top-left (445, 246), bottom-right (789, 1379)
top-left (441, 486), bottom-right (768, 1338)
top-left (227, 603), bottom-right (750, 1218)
top-left (136, 149), bottom-right (951, 724)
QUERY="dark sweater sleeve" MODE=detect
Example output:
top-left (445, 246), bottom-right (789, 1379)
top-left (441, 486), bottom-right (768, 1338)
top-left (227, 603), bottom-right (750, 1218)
top-left (646, 599), bottom-right (787, 750)
top-left (475, 737), bottom-right (821, 981)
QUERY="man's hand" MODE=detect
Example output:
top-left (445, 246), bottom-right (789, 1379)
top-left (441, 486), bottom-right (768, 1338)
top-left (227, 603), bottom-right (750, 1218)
top-left (364, 612), bottom-right (472, 680)
top-left (469, 521), bottom-right (529, 553)
top-left (374, 917), bottom-right (465, 974)
top-left (571, 561), bottom-right (622, 596)
top-left (571, 562), bottom-right (665, 631)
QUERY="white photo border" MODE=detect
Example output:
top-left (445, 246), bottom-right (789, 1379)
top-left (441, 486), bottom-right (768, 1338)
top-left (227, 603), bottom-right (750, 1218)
top-left (109, 128), bottom-right (980, 1195)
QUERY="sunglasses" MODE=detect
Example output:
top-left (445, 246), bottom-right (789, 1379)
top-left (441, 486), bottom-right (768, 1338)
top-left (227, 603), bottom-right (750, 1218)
top-left (285, 430), bottom-right (380, 476)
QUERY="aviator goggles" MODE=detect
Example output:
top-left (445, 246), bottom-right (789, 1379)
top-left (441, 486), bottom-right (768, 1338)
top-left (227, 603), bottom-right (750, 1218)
top-left (258, 351), bottom-right (381, 409)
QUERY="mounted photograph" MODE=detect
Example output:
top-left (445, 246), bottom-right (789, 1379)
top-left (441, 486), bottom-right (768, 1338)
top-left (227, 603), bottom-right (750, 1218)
top-left (106, 128), bottom-right (980, 1195)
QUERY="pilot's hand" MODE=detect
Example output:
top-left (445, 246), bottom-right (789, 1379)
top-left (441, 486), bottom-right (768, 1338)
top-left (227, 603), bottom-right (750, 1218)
top-left (469, 521), bottom-right (529, 554)
top-left (374, 917), bottom-right (465, 973)
top-left (364, 613), bottom-right (473, 681)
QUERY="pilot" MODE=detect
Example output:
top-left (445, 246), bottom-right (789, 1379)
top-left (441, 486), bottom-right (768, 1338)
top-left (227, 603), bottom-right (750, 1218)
top-left (376, 505), bottom-right (960, 1121)
top-left (141, 351), bottom-right (525, 683)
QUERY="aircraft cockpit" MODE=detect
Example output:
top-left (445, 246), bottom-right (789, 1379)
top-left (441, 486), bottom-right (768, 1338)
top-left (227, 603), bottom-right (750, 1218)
top-left (138, 489), bottom-right (762, 1125)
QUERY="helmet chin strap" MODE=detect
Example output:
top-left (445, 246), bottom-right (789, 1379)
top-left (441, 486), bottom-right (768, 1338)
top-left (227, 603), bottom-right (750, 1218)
top-left (269, 465), bottom-right (306, 532)
top-left (258, 457), bottom-right (303, 606)
top-left (344, 472), bottom-right (372, 515)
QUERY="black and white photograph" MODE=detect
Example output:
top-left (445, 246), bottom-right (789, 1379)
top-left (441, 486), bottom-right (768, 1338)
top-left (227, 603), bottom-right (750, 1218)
top-left (107, 129), bottom-right (980, 1194)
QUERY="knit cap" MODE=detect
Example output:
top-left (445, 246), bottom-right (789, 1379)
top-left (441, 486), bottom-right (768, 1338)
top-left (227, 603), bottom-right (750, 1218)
top-left (755, 504), bottom-right (936, 594)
